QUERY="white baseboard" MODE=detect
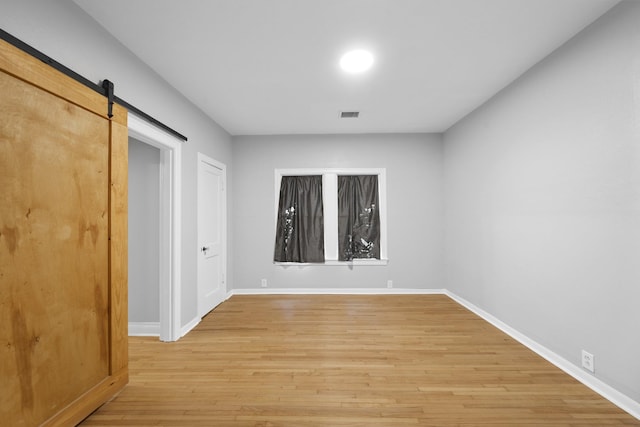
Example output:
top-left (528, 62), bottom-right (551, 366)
top-left (444, 290), bottom-right (640, 420)
top-left (228, 287), bottom-right (445, 296)
top-left (180, 316), bottom-right (200, 338)
top-left (128, 322), bottom-right (160, 336)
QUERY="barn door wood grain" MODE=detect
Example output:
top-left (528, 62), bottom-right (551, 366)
top-left (0, 39), bottom-right (128, 426)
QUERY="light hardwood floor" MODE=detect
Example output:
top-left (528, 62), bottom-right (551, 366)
top-left (81, 294), bottom-right (639, 426)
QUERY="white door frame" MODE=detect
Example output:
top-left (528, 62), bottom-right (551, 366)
top-left (197, 152), bottom-right (227, 318)
top-left (128, 113), bottom-right (182, 342)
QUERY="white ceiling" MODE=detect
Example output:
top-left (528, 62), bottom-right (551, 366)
top-left (74, 0), bottom-right (619, 136)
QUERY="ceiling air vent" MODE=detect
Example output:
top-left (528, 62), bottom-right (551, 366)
top-left (340, 111), bottom-right (359, 118)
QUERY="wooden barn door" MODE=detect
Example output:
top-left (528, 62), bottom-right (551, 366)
top-left (0, 39), bottom-right (128, 426)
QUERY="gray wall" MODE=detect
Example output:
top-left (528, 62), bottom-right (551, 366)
top-left (128, 139), bottom-right (160, 323)
top-left (232, 133), bottom-right (444, 290)
top-left (443, 1), bottom-right (640, 402)
top-left (0, 0), bottom-right (233, 328)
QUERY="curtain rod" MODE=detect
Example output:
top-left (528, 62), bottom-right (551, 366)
top-left (0, 28), bottom-right (187, 142)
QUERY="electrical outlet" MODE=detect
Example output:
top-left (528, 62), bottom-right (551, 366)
top-left (387, 280), bottom-right (393, 288)
top-left (581, 350), bottom-right (595, 373)
top-left (261, 279), bottom-right (267, 288)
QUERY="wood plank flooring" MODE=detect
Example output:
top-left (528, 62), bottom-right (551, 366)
top-left (81, 295), bottom-right (639, 426)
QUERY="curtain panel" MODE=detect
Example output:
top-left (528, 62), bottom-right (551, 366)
top-left (273, 175), bottom-right (325, 263)
top-left (338, 175), bottom-right (380, 260)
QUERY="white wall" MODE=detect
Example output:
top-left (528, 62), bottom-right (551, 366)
top-left (0, 0), bottom-right (233, 328)
top-left (443, 1), bottom-right (640, 402)
top-left (128, 139), bottom-right (160, 322)
top-left (232, 133), bottom-right (444, 290)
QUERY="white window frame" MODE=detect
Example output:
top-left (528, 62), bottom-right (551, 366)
top-left (274, 168), bottom-right (388, 266)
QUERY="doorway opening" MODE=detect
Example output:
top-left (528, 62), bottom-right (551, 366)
top-left (128, 113), bottom-right (182, 342)
top-left (128, 139), bottom-right (160, 334)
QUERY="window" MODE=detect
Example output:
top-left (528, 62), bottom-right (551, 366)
top-left (337, 175), bottom-right (380, 261)
top-left (273, 175), bottom-right (325, 263)
top-left (274, 168), bottom-right (387, 265)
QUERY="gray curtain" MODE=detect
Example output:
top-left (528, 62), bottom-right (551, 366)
top-left (338, 175), bottom-right (380, 260)
top-left (273, 175), bottom-right (325, 262)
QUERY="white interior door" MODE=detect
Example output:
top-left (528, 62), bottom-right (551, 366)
top-left (197, 154), bottom-right (227, 317)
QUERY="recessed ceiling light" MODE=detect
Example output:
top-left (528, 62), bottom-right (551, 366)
top-left (340, 49), bottom-right (374, 73)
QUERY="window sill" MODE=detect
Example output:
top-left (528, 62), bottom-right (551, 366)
top-left (275, 259), bottom-right (388, 267)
